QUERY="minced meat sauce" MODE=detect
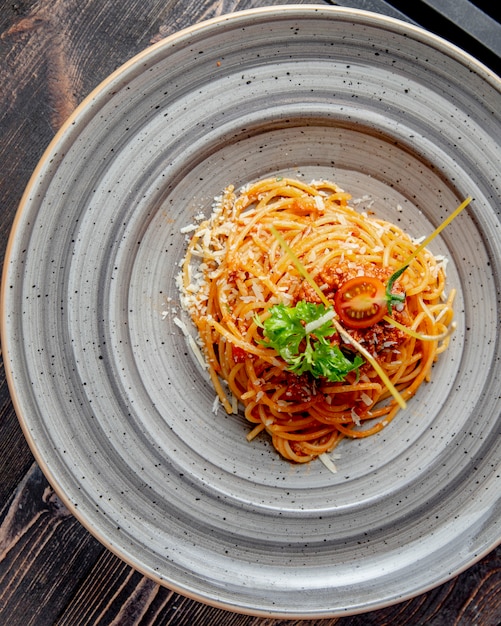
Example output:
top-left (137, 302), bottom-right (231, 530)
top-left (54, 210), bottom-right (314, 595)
top-left (296, 260), bottom-right (409, 356)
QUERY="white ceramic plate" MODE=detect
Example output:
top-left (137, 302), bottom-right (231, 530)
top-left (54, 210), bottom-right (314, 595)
top-left (2, 6), bottom-right (500, 618)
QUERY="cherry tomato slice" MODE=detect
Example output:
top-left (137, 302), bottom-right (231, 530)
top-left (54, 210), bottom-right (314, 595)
top-left (334, 276), bottom-right (387, 329)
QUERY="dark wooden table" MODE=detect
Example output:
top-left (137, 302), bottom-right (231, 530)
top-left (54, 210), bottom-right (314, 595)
top-left (1, 1), bottom-right (500, 624)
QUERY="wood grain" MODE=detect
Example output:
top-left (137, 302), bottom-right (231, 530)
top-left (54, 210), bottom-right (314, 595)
top-left (1, 1), bottom-right (500, 624)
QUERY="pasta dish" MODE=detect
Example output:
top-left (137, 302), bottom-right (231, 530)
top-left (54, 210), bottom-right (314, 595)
top-left (177, 177), bottom-right (464, 466)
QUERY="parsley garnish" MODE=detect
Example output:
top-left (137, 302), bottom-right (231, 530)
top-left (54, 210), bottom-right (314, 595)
top-left (384, 196), bottom-right (472, 315)
top-left (385, 265), bottom-right (407, 314)
top-left (259, 302), bottom-right (363, 382)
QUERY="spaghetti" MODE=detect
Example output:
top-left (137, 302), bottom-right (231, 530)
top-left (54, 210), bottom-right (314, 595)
top-left (177, 177), bottom-right (457, 465)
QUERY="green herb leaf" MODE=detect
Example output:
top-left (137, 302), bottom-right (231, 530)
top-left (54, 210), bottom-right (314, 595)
top-left (385, 265), bottom-right (407, 314)
top-left (261, 302), bottom-right (363, 382)
top-left (383, 195), bottom-right (472, 315)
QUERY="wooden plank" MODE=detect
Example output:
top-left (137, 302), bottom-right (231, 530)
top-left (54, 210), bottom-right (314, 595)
top-left (0, 464), bottom-right (105, 625)
top-left (0, 358), bottom-right (35, 506)
top-left (415, 0), bottom-right (501, 57)
top-left (56, 551), bottom-right (174, 625)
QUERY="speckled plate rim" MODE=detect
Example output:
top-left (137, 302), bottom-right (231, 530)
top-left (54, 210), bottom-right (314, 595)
top-left (1, 5), bottom-right (501, 618)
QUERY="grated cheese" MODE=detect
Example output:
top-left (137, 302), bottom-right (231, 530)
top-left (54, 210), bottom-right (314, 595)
top-left (314, 195), bottom-right (325, 211)
top-left (212, 395), bottom-right (219, 414)
top-left (173, 316), bottom-right (208, 369)
top-left (179, 224), bottom-right (198, 234)
top-left (360, 392), bottom-right (373, 406)
top-left (318, 453), bottom-right (338, 473)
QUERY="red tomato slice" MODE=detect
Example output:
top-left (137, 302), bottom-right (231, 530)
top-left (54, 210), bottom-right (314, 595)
top-left (334, 276), bottom-right (387, 329)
